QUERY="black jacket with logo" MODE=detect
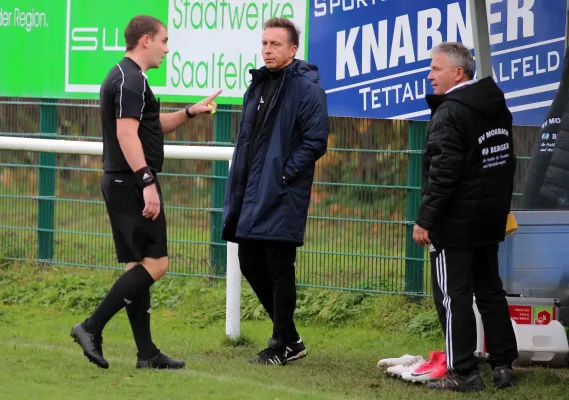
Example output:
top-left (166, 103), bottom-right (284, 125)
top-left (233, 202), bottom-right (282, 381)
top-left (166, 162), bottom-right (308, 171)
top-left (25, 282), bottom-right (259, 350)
top-left (416, 77), bottom-right (516, 247)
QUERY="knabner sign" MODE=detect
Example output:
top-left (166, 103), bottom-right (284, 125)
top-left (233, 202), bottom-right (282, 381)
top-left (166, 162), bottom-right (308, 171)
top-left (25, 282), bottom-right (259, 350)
top-left (308, 0), bottom-right (566, 126)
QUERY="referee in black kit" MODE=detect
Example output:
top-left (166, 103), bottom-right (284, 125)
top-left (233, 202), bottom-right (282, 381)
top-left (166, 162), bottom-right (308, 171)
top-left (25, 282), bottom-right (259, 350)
top-left (71, 15), bottom-right (221, 369)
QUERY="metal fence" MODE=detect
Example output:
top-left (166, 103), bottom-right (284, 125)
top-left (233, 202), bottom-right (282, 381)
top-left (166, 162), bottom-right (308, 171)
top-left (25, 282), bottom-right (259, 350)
top-left (0, 97), bottom-right (540, 296)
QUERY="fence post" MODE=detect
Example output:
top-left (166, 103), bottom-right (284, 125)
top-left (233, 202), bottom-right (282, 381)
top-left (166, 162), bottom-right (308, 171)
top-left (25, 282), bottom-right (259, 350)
top-left (225, 159), bottom-right (241, 338)
top-left (405, 120), bottom-right (427, 294)
top-left (38, 99), bottom-right (57, 261)
top-left (211, 105), bottom-right (232, 275)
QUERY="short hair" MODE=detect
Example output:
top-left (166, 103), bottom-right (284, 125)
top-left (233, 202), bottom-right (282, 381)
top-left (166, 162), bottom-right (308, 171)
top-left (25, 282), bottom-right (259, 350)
top-left (124, 15), bottom-right (165, 51)
top-left (264, 18), bottom-right (300, 47)
top-left (431, 42), bottom-right (475, 79)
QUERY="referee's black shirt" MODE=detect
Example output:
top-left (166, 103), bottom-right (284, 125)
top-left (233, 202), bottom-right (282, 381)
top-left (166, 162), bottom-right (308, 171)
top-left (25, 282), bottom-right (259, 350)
top-left (100, 57), bottom-right (164, 173)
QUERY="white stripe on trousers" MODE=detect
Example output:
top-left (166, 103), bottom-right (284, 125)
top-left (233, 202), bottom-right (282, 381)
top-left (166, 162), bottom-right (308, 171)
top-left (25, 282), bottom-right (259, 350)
top-left (436, 249), bottom-right (454, 371)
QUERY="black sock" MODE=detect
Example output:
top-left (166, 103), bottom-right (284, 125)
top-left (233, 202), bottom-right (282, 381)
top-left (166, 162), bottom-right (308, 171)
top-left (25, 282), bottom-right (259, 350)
top-left (84, 264), bottom-right (155, 334)
top-left (126, 288), bottom-right (160, 360)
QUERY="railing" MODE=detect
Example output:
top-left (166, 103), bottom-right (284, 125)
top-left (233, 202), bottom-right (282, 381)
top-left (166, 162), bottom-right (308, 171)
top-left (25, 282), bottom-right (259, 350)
top-left (0, 136), bottom-right (245, 338)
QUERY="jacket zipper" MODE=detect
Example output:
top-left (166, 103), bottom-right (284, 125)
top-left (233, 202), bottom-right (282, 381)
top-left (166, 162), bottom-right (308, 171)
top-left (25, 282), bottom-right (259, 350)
top-left (246, 72), bottom-right (291, 234)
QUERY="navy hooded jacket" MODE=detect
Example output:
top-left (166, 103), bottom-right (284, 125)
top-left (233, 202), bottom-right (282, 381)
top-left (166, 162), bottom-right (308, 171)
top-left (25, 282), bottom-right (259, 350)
top-left (222, 59), bottom-right (329, 246)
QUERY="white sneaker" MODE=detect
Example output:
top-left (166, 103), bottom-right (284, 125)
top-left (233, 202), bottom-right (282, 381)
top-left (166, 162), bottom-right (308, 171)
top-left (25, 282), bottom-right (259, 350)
top-left (385, 356), bottom-right (425, 376)
top-left (377, 354), bottom-right (422, 370)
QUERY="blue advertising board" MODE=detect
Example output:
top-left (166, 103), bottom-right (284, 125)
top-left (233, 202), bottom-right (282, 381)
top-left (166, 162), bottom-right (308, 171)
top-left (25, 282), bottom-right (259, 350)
top-left (308, 0), bottom-right (566, 126)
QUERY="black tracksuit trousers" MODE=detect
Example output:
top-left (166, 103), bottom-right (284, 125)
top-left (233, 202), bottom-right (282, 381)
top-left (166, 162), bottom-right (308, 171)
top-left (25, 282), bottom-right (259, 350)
top-left (238, 240), bottom-right (300, 344)
top-left (430, 243), bottom-right (519, 374)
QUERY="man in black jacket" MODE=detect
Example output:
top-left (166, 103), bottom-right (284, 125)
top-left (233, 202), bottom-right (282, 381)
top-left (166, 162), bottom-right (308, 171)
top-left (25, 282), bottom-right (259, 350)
top-left (413, 42), bottom-right (518, 392)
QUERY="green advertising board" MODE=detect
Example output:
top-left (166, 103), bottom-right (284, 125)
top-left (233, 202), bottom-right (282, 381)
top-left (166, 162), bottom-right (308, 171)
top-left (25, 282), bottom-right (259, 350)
top-left (0, 0), bottom-right (309, 104)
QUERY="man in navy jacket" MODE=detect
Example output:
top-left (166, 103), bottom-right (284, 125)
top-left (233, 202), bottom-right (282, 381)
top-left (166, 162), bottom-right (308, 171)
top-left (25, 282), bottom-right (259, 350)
top-left (222, 17), bottom-right (329, 365)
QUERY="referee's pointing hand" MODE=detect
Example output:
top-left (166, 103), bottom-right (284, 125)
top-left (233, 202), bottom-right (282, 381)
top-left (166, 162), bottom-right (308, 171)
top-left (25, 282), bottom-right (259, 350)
top-left (187, 90), bottom-right (223, 115)
top-left (142, 184), bottom-right (161, 220)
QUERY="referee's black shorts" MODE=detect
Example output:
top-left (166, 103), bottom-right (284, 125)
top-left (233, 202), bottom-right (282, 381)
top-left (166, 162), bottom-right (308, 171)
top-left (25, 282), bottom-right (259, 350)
top-left (101, 172), bottom-right (168, 263)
